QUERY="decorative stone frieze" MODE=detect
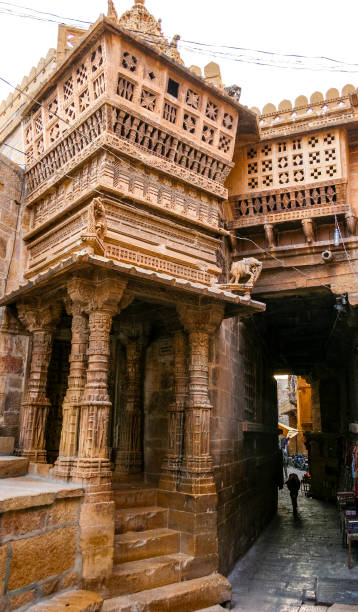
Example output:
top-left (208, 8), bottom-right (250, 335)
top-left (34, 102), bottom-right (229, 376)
top-left (17, 299), bottom-right (62, 462)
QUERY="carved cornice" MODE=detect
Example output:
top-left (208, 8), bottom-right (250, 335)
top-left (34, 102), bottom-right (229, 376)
top-left (17, 298), bottom-right (62, 333)
top-left (177, 302), bottom-right (224, 335)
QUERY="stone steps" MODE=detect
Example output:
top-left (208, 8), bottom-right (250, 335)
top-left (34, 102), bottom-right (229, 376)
top-left (113, 487), bottom-right (157, 509)
top-left (102, 573), bottom-right (232, 611)
top-left (115, 506), bottom-right (168, 534)
top-left (27, 589), bottom-right (103, 611)
top-left (107, 553), bottom-right (192, 597)
top-left (0, 455), bottom-right (28, 478)
top-left (114, 528), bottom-right (180, 564)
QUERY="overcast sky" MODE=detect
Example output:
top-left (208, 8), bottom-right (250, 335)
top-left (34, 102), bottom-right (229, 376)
top-left (0, 0), bottom-right (357, 112)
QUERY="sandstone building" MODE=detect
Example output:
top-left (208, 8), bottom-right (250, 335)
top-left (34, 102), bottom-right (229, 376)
top-left (0, 0), bottom-right (357, 609)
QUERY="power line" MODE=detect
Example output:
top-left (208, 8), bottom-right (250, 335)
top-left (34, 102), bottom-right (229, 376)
top-left (1, 4), bottom-right (358, 74)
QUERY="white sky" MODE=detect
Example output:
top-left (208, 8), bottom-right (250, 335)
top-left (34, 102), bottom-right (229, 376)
top-left (0, 0), bottom-right (358, 112)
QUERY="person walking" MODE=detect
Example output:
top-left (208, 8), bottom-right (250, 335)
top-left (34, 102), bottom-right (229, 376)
top-left (286, 473), bottom-right (301, 517)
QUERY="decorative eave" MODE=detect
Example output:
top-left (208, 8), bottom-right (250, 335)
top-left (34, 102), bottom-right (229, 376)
top-left (0, 253), bottom-right (266, 319)
top-left (21, 15), bottom-right (256, 123)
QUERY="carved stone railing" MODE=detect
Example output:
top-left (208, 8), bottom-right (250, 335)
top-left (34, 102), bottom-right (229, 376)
top-left (230, 179), bottom-right (348, 228)
top-left (25, 102), bottom-right (232, 200)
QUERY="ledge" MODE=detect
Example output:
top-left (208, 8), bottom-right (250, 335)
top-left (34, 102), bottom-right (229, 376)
top-left (0, 252), bottom-right (266, 318)
top-left (0, 475), bottom-right (83, 513)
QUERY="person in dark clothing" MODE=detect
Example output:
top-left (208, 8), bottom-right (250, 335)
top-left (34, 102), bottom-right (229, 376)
top-left (286, 473), bottom-right (301, 516)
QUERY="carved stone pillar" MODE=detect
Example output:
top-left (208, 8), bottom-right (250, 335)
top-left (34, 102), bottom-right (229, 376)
top-left (17, 300), bottom-right (62, 463)
top-left (70, 275), bottom-right (129, 485)
top-left (53, 300), bottom-right (88, 480)
top-left (115, 320), bottom-right (148, 476)
top-left (159, 331), bottom-right (188, 491)
top-left (177, 303), bottom-right (224, 494)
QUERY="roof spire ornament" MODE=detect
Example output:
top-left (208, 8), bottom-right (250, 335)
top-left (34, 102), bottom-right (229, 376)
top-left (118, 0), bottom-right (184, 65)
top-left (107, 0), bottom-right (118, 21)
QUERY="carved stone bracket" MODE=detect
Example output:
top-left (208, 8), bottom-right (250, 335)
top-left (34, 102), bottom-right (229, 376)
top-left (80, 197), bottom-right (107, 256)
top-left (17, 299), bottom-right (62, 462)
top-left (177, 303), bottom-right (224, 494)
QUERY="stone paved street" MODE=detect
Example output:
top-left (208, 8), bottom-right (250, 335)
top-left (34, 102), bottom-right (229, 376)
top-left (228, 469), bottom-right (358, 611)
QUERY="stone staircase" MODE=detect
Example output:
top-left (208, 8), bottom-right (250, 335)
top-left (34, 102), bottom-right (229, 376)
top-left (103, 484), bottom-right (231, 611)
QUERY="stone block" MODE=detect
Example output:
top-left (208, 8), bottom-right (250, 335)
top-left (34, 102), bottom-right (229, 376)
top-left (8, 525), bottom-right (77, 590)
top-left (0, 457), bottom-right (28, 478)
top-left (9, 588), bottom-right (36, 610)
top-left (157, 490), bottom-right (217, 513)
top-left (60, 571), bottom-right (80, 590)
top-left (168, 509), bottom-right (217, 535)
top-left (107, 554), bottom-right (188, 597)
top-left (180, 532), bottom-right (218, 557)
top-left (0, 438), bottom-right (14, 455)
top-left (48, 499), bottom-right (79, 527)
top-left (115, 506), bottom-right (167, 534)
top-left (81, 522), bottom-right (114, 551)
top-left (81, 502), bottom-right (115, 527)
top-left (27, 590), bottom-right (103, 611)
top-left (0, 507), bottom-right (47, 541)
top-left (0, 545), bottom-right (8, 596)
top-left (102, 573), bottom-right (231, 611)
top-left (114, 528), bottom-right (179, 564)
top-left (82, 546), bottom-right (114, 581)
top-left (181, 554), bottom-right (219, 581)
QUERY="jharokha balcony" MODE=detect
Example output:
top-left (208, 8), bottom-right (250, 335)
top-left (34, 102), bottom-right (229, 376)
top-left (229, 179), bottom-right (348, 228)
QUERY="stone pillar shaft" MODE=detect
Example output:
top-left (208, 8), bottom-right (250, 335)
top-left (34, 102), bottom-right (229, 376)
top-left (177, 303), bottom-right (224, 495)
top-left (17, 301), bottom-right (61, 463)
top-left (116, 338), bottom-right (144, 475)
top-left (159, 331), bottom-right (187, 490)
top-left (19, 329), bottom-right (53, 461)
top-left (78, 309), bottom-right (113, 460)
top-left (54, 308), bottom-right (88, 479)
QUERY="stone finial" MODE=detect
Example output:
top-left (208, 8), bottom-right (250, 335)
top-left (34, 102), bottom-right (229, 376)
top-left (107, 0), bottom-right (118, 20)
top-left (135, 0), bottom-right (145, 4)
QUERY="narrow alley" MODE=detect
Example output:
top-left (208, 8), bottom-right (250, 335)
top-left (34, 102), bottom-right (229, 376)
top-left (229, 469), bottom-right (358, 611)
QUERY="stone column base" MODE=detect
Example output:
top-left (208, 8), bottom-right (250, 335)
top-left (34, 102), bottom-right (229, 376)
top-left (114, 450), bottom-right (142, 476)
top-left (53, 456), bottom-right (76, 481)
top-left (178, 457), bottom-right (216, 495)
top-left (71, 458), bottom-right (112, 501)
top-left (16, 448), bottom-right (47, 463)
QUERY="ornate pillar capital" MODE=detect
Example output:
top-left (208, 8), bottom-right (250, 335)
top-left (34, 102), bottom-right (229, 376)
top-left (177, 302), bottom-right (224, 335)
top-left (67, 273), bottom-right (132, 317)
top-left (17, 298), bottom-right (62, 333)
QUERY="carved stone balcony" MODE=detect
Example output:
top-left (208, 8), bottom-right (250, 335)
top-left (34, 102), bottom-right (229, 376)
top-left (229, 179), bottom-right (348, 229)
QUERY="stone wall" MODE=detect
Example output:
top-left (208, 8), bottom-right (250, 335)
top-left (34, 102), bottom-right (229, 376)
top-left (0, 155), bottom-right (31, 441)
top-left (0, 485), bottom-right (83, 610)
top-left (209, 317), bottom-right (278, 576)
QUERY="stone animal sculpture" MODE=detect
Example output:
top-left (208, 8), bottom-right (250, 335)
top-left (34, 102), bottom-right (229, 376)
top-left (230, 257), bottom-right (262, 286)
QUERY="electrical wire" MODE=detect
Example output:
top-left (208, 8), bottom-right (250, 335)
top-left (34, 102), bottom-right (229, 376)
top-left (1, 4), bottom-right (358, 74)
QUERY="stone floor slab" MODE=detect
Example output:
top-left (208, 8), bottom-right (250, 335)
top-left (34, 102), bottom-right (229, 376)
top-left (229, 468), bottom-right (358, 611)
